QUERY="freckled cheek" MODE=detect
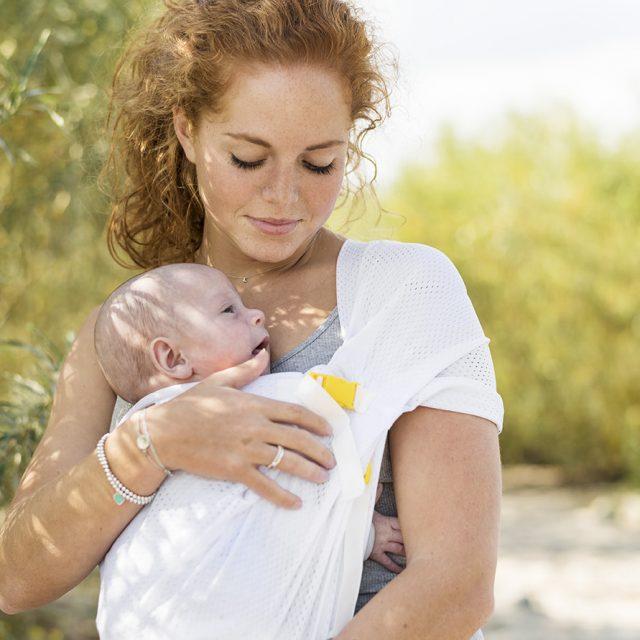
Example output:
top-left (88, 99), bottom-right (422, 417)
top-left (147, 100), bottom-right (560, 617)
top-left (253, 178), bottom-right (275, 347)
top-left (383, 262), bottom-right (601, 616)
top-left (302, 173), bottom-right (344, 220)
top-left (198, 159), bottom-right (258, 214)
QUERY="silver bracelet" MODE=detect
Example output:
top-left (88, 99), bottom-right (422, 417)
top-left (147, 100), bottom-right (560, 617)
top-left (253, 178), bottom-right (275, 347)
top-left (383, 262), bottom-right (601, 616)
top-left (96, 433), bottom-right (157, 506)
top-left (137, 409), bottom-right (173, 477)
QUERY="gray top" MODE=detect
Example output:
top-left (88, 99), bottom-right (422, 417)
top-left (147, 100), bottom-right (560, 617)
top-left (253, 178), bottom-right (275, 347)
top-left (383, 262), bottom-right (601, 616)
top-left (270, 307), bottom-right (404, 613)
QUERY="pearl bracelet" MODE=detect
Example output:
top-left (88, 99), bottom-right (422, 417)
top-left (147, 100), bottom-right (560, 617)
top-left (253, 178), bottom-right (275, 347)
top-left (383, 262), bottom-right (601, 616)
top-left (96, 433), bottom-right (157, 506)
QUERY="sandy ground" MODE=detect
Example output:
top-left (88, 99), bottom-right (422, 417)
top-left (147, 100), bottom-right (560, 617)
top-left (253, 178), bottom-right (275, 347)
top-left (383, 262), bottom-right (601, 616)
top-left (485, 467), bottom-right (640, 639)
top-left (2, 466), bottom-right (639, 639)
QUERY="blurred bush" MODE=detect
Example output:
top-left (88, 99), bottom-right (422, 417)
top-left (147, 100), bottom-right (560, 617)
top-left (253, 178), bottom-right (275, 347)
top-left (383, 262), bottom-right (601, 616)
top-left (1, 4), bottom-right (640, 509)
top-left (0, 0), bottom-right (154, 370)
top-left (1, 2), bottom-right (639, 638)
top-left (384, 110), bottom-right (640, 482)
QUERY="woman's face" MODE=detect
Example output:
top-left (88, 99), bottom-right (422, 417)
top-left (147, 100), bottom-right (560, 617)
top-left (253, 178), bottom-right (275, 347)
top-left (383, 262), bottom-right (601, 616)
top-left (174, 63), bottom-right (352, 264)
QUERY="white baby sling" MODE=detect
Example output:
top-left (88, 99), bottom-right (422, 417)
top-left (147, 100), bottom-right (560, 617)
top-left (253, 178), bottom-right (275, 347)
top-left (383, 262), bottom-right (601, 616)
top-left (96, 239), bottom-right (499, 639)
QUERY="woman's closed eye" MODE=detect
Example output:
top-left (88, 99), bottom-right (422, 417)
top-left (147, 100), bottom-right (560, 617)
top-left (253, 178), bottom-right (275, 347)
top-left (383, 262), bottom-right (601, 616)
top-left (222, 305), bottom-right (235, 314)
top-left (229, 153), bottom-right (335, 175)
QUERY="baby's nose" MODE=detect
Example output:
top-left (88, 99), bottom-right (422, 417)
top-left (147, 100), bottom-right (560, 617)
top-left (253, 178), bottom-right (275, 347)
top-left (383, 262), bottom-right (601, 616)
top-left (250, 308), bottom-right (265, 325)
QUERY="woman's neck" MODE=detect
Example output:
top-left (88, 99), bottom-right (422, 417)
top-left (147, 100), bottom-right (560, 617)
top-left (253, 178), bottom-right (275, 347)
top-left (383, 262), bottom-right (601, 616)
top-left (194, 223), bottom-right (328, 287)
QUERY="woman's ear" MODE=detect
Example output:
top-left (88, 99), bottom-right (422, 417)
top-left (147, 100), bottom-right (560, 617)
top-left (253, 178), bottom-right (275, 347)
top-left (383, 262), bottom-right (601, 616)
top-left (149, 337), bottom-right (194, 380)
top-left (172, 107), bottom-right (197, 164)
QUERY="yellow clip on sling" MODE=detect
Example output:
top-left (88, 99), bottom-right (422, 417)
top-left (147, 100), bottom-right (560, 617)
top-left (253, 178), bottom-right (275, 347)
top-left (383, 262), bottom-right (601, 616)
top-left (363, 461), bottom-right (373, 485)
top-left (307, 372), bottom-right (374, 483)
top-left (308, 373), bottom-right (359, 410)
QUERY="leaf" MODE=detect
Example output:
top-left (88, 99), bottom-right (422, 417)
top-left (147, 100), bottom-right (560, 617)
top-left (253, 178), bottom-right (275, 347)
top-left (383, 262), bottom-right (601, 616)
top-left (17, 29), bottom-right (51, 95)
top-left (0, 339), bottom-right (50, 362)
top-left (16, 148), bottom-right (36, 165)
top-left (0, 136), bottom-right (14, 165)
top-left (46, 107), bottom-right (64, 128)
top-left (30, 102), bottom-right (65, 129)
top-left (1, 374), bottom-right (47, 398)
top-left (24, 87), bottom-right (62, 99)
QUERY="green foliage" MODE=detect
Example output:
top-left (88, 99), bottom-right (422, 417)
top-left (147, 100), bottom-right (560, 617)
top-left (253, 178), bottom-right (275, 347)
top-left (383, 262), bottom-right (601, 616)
top-left (0, 0), bottom-right (152, 363)
top-left (0, 332), bottom-right (68, 507)
top-left (385, 109), bottom-right (640, 482)
top-left (0, 2), bottom-right (639, 636)
top-left (0, 29), bottom-right (63, 166)
top-left (1, 3), bottom-right (639, 500)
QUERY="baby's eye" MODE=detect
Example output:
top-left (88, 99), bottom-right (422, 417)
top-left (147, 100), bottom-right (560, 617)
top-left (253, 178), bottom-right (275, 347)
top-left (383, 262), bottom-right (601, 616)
top-left (222, 305), bottom-right (235, 314)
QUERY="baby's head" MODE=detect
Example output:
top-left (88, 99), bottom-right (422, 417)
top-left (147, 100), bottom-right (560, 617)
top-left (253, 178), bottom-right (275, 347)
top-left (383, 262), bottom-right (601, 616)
top-left (94, 263), bottom-right (270, 404)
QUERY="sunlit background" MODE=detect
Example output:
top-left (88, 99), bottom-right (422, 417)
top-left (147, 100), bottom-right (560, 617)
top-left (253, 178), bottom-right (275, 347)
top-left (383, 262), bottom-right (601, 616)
top-left (1, 1), bottom-right (639, 638)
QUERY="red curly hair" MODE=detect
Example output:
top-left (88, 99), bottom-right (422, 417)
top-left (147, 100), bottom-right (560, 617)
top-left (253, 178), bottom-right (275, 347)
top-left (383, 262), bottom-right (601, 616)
top-left (101, 0), bottom-right (396, 268)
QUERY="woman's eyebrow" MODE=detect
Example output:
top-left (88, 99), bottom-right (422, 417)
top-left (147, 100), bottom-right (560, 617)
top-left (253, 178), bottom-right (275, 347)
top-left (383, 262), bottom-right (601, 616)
top-left (224, 132), bottom-right (346, 151)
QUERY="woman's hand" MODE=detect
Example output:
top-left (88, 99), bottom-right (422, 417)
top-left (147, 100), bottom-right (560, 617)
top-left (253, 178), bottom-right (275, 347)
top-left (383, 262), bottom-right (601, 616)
top-left (144, 348), bottom-right (337, 509)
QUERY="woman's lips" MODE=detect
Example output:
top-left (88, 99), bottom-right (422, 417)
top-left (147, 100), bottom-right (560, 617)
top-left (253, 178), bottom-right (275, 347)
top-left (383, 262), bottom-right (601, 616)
top-left (247, 217), bottom-right (300, 236)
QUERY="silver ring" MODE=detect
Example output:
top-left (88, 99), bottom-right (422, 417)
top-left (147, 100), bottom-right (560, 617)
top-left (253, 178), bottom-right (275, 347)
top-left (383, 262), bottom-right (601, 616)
top-left (266, 444), bottom-right (285, 469)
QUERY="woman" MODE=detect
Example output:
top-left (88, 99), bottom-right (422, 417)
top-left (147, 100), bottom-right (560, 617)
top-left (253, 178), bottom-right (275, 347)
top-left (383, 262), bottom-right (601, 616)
top-left (0, 1), bottom-right (503, 638)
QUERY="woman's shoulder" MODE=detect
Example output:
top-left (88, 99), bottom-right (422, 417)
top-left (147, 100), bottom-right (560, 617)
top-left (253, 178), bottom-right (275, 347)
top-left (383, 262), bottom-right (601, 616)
top-left (337, 238), bottom-right (470, 330)
top-left (344, 238), bottom-right (466, 291)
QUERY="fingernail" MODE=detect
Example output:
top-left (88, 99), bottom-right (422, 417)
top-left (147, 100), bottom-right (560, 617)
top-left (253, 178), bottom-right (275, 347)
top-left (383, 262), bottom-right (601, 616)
top-left (316, 470), bottom-right (330, 483)
top-left (294, 498), bottom-right (303, 509)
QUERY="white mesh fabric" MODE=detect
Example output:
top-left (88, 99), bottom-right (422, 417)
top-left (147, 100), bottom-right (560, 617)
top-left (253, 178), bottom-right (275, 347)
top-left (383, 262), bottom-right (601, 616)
top-left (98, 375), bottom-right (348, 640)
top-left (328, 239), bottom-right (503, 466)
top-left (97, 239), bottom-right (503, 639)
top-left (416, 343), bottom-right (504, 430)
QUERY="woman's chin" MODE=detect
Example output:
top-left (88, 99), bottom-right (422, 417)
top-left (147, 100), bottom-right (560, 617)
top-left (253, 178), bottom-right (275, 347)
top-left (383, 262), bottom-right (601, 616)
top-left (239, 223), bottom-right (314, 263)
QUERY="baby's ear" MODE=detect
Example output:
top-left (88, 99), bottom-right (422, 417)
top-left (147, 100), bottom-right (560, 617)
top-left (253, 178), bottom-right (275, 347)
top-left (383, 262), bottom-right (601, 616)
top-left (150, 337), bottom-right (193, 380)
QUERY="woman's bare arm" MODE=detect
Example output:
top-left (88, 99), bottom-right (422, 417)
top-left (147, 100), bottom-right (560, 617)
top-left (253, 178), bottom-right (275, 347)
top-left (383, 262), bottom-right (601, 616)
top-left (0, 307), bottom-right (168, 614)
top-left (0, 307), bottom-right (336, 615)
top-left (336, 406), bottom-right (501, 639)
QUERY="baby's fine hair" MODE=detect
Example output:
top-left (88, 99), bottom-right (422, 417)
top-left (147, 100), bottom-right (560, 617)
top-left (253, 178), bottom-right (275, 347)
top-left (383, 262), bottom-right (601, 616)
top-left (94, 263), bottom-right (212, 403)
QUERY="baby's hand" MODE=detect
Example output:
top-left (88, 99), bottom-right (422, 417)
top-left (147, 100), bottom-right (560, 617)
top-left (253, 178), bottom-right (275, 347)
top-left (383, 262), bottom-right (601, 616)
top-left (369, 510), bottom-right (405, 574)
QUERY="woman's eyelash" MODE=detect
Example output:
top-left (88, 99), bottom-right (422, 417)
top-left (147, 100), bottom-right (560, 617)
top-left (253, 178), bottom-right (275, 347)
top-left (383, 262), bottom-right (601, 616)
top-left (222, 305), bottom-right (235, 313)
top-left (229, 154), bottom-right (335, 175)
top-left (229, 155), bottom-right (262, 171)
top-left (306, 161), bottom-right (335, 175)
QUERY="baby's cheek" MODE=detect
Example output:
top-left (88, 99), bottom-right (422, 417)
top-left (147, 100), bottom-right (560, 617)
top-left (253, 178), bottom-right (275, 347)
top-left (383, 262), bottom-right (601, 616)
top-left (192, 351), bottom-right (234, 376)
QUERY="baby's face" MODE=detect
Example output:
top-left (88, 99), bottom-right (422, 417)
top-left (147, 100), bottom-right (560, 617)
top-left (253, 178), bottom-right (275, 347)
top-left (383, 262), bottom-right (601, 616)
top-left (176, 271), bottom-right (270, 377)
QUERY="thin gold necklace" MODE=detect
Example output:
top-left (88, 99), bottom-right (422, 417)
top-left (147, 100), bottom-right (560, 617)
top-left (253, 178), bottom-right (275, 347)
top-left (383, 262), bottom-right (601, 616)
top-left (210, 232), bottom-right (320, 284)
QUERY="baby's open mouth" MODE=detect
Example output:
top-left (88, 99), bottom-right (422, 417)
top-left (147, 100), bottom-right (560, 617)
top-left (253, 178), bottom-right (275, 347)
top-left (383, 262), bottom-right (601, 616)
top-left (251, 336), bottom-right (270, 356)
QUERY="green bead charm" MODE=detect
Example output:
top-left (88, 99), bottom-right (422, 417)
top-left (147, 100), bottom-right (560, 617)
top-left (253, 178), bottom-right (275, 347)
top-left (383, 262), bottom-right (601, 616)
top-left (113, 492), bottom-right (125, 506)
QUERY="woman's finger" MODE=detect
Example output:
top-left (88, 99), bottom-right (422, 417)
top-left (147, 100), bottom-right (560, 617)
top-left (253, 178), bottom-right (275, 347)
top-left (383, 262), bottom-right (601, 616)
top-left (242, 467), bottom-right (303, 510)
top-left (259, 395), bottom-right (333, 437)
top-left (261, 422), bottom-right (336, 470)
top-left (258, 444), bottom-right (330, 484)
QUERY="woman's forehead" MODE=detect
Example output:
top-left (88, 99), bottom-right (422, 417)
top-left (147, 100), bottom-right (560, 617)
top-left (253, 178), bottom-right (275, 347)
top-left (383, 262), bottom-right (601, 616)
top-left (201, 63), bottom-right (352, 143)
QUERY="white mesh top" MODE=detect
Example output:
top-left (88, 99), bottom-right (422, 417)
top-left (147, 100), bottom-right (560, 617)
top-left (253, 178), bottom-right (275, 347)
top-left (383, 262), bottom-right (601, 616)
top-left (101, 238), bottom-right (503, 639)
top-left (269, 306), bottom-right (500, 617)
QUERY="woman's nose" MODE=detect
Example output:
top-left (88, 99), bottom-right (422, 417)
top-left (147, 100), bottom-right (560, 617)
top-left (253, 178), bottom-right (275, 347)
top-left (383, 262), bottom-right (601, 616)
top-left (261, 166), bottom-right (300, 205)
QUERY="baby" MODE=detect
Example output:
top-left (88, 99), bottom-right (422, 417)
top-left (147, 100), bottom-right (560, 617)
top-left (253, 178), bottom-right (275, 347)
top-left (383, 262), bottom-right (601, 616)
top-left (94, 264), bottom-right (404, 598)
top-left (93, 244), bottom-right (494, 640)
